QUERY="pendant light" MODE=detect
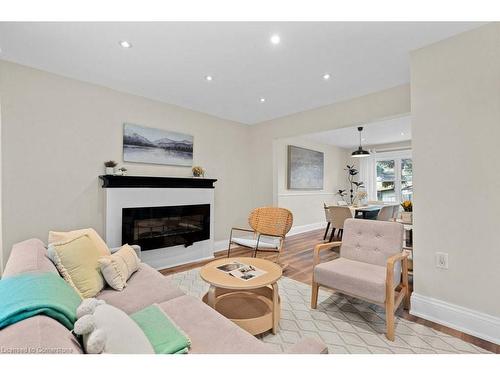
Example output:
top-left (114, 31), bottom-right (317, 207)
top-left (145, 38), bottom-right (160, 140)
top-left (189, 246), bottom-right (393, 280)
top-left (351, 126), bottom-right (370, 158)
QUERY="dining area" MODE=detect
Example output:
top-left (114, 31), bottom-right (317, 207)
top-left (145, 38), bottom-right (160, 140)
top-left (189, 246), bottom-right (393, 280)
top-left (323, 202), bottom-right (401, 242)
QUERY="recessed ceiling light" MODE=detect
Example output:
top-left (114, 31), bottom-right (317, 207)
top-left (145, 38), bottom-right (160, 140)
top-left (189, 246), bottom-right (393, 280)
top-left (323, 73), bottom-right (331, 80)
top-left (205, 75), bottom-right (213, 81)
top-left (270, 34), bottom-right (281, 45)
top-left (119, 40), bottom-right (132, 49)
top-left (260, 97), bottom-right (266, 103)
top-left (401, 132), bottom-right (405, 136)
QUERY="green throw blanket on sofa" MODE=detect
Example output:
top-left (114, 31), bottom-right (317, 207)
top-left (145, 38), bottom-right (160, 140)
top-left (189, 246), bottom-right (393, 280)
top-left (0, 272), bottom-right (81, 330)
top-left (131, 304), bottom-right (191, 354)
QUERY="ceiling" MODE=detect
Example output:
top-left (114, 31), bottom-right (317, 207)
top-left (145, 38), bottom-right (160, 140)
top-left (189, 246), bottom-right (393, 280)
top-left (305, 116), bottom-right (411, 149)
top-left (0, 22), bottom-right (483, 124)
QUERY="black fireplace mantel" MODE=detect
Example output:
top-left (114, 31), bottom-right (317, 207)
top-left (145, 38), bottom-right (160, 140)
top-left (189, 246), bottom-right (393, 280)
top-left (99, 175), bottom-right (217, 189)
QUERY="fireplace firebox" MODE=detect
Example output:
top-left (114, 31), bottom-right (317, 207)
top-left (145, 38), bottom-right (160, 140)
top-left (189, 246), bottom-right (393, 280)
top-left (122, 204), bottom-right (210, 251)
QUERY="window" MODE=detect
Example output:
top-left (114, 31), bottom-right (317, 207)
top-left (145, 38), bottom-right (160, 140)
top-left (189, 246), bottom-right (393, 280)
top-left (375, 152), bottom-right (412, 203)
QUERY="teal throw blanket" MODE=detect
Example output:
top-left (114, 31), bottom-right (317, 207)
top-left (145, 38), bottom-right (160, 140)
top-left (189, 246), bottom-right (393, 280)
top-left (131, 304), bottom-right (191, 354)
top-left (0, 272), bottom-right (81, 330)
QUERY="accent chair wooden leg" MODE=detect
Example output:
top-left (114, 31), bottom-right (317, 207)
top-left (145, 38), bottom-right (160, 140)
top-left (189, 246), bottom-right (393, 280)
top-left (311, 282), bottom-right (319, 309)
top-left (323, 222), bottom-right (331, 240)
top-left (402, 257), bottom-right (410, 310)
top-left (385, 288), bottom-right (395, 341)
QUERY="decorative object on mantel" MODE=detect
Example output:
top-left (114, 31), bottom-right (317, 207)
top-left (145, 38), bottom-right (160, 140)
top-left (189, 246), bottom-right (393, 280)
top-left (287, 145), bottom-right (324, 190)
top-left (99, 175), bottom-right (217, 189)
top-left (400, 200), bottom-right (413, 222)
top-left (123, 123), bottom-right (193, 167)
top-left (192, 166), bottom-right (205, 178)
top-left (344, 165), bottom-right (364, 205)
top-left (116, 167), bottom-right (128, 176)
top-left (104, 161), bottom-right (118, 175)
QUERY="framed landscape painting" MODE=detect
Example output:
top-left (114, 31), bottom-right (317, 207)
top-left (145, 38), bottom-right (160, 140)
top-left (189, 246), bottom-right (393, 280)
top-left (287, 145), bottom-right (324, 190)
top-left (123, 123), bottom-right (193, 166)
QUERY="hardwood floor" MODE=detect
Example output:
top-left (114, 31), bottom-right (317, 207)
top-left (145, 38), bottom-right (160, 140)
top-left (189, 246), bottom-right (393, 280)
top-left (160, 228), bottom-right (499, 353)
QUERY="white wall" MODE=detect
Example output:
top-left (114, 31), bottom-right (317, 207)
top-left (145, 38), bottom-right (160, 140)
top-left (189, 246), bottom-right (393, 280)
top-left (273, 136), bottom-right (351, 230)
top-left (0, 61), bottom-right (254, 264)
top-left (410, 23), bottom-right (500, 342)
top-left (250, 84), bottom-right (411, 210)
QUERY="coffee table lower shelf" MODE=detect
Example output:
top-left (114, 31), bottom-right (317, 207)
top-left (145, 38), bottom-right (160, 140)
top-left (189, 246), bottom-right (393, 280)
top-left (202, 286), bottom-right (281, 336)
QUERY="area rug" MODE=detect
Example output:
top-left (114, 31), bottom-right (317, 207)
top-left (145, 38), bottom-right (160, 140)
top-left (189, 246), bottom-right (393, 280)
top-left (165, 268), bottom-right (489, 354)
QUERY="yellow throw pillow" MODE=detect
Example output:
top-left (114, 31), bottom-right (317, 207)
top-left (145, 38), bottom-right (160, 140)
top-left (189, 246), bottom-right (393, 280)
top-left (48, 234), bottom-right (105, 298)
top-left (98, 245), bottom-right (140, 291)
top-left (48, 228), bottom-right (110, 256)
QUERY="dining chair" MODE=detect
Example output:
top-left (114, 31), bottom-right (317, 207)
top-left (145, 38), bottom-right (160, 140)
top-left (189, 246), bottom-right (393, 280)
top-left (323, 204), bottom-right (335, 241)
top-left (329, 206), bottom-right (353, 240)
top-left (311, 219), bottom-right (409, 341)
top-left (377, 205), bottom-right (394, 221)
top-left (227, 207), bottom-right (293, 265)
top-left (391, 205), bottom-right (400, 221)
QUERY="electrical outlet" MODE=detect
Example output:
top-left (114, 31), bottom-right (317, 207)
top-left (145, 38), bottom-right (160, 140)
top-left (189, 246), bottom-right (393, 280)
top-left (435, 252), bottom-right (449, 269)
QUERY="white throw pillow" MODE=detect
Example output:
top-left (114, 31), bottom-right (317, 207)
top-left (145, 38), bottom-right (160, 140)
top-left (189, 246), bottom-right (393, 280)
top-left (98, 244), bottom-right (140, 291)
top-left (73, 298), bottom-right (154, 354)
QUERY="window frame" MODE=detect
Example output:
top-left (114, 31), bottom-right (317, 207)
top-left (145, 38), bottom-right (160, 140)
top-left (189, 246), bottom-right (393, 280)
top-left (373, 150), bottom-right (413, 203)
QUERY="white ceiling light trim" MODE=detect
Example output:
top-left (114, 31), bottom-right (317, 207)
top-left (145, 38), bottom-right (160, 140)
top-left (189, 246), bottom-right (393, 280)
top-left (119, 40), bottom-right (132, 48)
top-left (270, 34), bottom-right (281, 45)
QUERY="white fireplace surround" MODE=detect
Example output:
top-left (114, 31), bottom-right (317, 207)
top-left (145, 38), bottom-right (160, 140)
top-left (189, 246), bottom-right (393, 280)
top-left (104, 187), bottom-right (215, 270)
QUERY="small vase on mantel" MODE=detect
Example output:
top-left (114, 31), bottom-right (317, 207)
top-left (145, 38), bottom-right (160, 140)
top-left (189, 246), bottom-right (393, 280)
top-left (104, 161), bottom-right (118, 175)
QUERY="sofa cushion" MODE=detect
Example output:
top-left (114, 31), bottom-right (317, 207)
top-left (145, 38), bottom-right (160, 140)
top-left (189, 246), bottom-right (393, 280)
top-left (48, 228), bottom-right (110, 256)
top-left (0, 315), bottom-right (83, 354)
top-left (314, 257), bottom-right (388, 304)
top-left (96, 263), bottom-right (184, 314)
top-left (98, 244), bottom-right (140, 291)
top-left (159, 295), bottom-right (275, 354)
top-left (48, 234), bottom-right (105, 298)
top-left (3, 239), bottom-right (58, 278)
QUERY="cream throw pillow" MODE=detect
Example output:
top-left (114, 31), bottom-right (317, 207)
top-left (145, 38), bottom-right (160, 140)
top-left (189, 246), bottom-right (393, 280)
top-left (48, 228), bottom-right (110, 256)
top-left (98, 244), bottom-right (140, 291)
top-left (48, 234), bottom-right (105, 298)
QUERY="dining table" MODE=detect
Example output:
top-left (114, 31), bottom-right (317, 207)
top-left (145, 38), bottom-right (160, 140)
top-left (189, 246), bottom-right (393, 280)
top-left (348, 204), bottom-right (383, 219)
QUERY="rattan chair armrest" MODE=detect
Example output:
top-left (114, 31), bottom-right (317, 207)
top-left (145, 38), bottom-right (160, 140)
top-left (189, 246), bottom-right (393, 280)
top-left (313, 241), bottom-right (342, 267)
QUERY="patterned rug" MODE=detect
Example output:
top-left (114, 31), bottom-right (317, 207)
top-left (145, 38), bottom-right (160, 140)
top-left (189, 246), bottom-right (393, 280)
top-left (165, 268), bottom-right (489, 354)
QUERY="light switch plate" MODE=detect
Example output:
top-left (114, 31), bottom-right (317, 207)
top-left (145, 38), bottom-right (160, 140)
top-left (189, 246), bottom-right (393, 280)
top-left (435, 252), bottom-right (449, 269)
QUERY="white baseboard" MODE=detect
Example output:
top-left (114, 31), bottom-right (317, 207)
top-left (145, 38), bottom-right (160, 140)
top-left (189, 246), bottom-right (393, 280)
top-left (410, 293), bottom-right (500, 345)
top-left (213, 239), bottom-right (230, 252)
top-left (287, 222), bottom-right (326, 236)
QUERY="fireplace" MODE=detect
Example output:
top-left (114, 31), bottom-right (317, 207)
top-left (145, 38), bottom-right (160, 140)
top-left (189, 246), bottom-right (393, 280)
top-left (101, 175), bottom-right (217, 269)
top-left (122, 204), bottom-right (210, 251)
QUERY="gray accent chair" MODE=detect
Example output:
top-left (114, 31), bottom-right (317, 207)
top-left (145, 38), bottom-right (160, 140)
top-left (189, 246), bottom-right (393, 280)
top-left (311, 219), bottom-right (409, 341)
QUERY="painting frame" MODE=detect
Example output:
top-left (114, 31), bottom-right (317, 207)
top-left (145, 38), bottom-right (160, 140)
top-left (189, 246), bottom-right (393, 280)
top-left (287, 145), bottom-right (324, 190)
top-left (123, 123), bottom-right (194, 167)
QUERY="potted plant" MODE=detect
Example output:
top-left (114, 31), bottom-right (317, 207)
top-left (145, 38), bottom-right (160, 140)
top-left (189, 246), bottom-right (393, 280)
top-left (192, 166), bottom-right (205, 178)
top-left (344, 165), bottom-right (364, 205)
top-left (104, 161), bottom-right (117, 175)
top-left (400, 200), bottom-right (413, 222)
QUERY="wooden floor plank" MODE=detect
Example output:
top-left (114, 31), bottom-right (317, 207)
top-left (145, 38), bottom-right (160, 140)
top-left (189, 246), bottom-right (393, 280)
top-left (159, 228), bottom-right (498, 353)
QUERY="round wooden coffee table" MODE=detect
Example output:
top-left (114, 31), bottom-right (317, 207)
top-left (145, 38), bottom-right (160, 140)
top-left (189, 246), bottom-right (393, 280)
top-left (200, 257), bottom-right (282, 335)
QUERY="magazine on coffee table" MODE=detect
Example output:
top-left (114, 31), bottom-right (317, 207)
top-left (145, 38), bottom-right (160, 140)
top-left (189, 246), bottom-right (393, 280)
top-left (216, 261), bottom-right (267, 281)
